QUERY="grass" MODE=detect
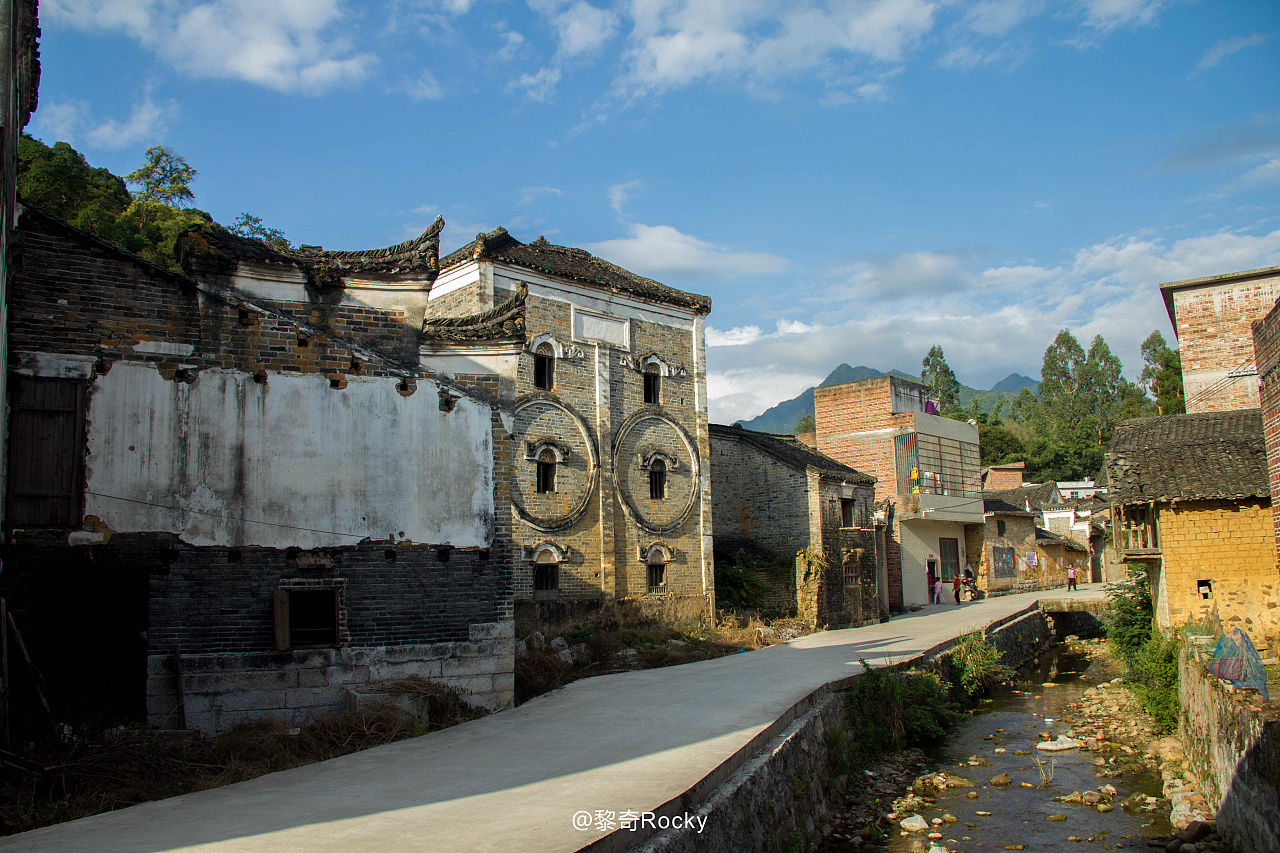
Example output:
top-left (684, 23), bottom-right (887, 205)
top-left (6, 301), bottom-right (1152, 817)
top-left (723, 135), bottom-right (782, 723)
top-left (0, 678), bottom-right (481, 837)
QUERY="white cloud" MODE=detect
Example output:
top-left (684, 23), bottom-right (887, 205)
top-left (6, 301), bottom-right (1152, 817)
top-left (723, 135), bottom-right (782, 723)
top-left (537, 0), bottom-right (620, 59)
top-left (1189, 33), bottom-right (1268, 78)
top-left (707, 224), bottom-right (1280, 422)
top-left (829, 249), bottom-right (972, 303)
top-left (608, 179), bottom-right (642, 215)
top-left (509, 66), bottom-right (562, 101)
top-left (1077, 0), bottom-right (1166, 33)
top-left (519, 185), bottom-right (564, 204)
top-left (962, 0), bottom-right (1040, 37)
top-left (496, 28), bottom-right (526, 62)
top-left (618, 0), bottom-right (936, 96)
top-left (585, 222), bottom-right (787, 278)
top-left (31, 92), bottom-right (178, 149)
top-left (44, 0), bottom-right (373, 94)
top-left (398, 69), bottom-right (444, 100)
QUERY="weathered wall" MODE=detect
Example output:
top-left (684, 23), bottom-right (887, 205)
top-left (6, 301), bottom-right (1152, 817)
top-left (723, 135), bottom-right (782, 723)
top-left (1179, 645), bottom-right (1280, 853)
top-left (1169, 267), bottom-right (1280, 414)
top-left (977, 513), bottom-right (1037, 594)
top-left (1250, 301), bottom-right (1280, 611)
top-left (84, 361), bottom-right (494, 549)
top-left (1156, 499), bottom-right (1280, 649)
top-left (709, 432), bottom-right (814, 555)
top-left (984, 464), bottom-right (1025, 490)
top-left (898, 518), bottom-right (969, 606)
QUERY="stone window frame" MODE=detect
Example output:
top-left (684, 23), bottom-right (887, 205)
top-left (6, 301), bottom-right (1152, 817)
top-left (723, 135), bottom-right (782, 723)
top-left (642, 543), bottom-right (672, 594)
top-left (531, 541), bottom-right (565, 599)
top-left (273, 578), bottom-right (348, 651)
top-left (640, 449), bottom-right (678, 502)
top-left (640, 354), bottom-right (669, 405)
top-left (530, 333), bottom-right (564, 391)
top-left (526, 439), bottom-right (571, 495)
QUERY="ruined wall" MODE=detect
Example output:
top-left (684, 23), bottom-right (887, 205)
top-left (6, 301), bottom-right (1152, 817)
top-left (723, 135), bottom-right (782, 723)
top-left (1250, 301), bottom-right (1280, 598)
top-left (1179, 645), bottom-right (1280, 853)
top-left (1170, 268), bottom-right (1280, 414)
top-left (5, 213), bottom-right (515, 734)
top-left (1156, 499), bottom-right (1280, 648)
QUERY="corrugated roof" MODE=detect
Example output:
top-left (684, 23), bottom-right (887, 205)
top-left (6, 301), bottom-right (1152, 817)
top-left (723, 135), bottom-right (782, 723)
top-left (1104, 408), bottom-right (1268, 505)
top-left (710, 424), bottom-right (875, 484)
top-left (441, 227), bottom-right (712, 313)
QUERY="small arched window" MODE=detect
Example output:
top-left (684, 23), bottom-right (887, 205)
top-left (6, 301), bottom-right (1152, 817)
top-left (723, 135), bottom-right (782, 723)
top-left (647, 559), bottom-right (665, 592)
top-left (533, 342), bottom-right (555, 390)
top-left (643, 363), bottom-right (661, 404)
top-left (649, 458), bottom-right (666, 500)
top-left (533, 549), bottom-right (559, 594)
top-left (536, 448), bottom-right (556, 493)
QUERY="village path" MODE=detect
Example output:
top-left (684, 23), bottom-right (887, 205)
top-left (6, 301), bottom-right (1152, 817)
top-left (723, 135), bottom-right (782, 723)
top-left (3, 586), bottom-right (1106, 853)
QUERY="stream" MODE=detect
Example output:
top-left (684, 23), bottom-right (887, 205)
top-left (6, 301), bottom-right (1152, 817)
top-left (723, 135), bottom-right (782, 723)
top-left (824, 643), bottom-right (1172, 852)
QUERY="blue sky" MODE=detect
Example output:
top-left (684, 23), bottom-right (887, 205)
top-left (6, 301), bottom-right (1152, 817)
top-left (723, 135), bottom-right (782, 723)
top-left (31, 0), bottom-right (1280, 422)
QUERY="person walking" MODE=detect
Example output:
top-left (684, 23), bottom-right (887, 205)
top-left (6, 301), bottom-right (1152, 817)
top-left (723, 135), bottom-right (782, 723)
top-left (952, 573), bottom-right (962, 604)
top-left (932, 576), bottom-right (944, 604)
top-left (1067, 564), bottom-right (1078, 591)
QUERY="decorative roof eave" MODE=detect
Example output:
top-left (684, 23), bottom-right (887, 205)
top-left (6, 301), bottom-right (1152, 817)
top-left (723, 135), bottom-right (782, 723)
top-left (441, 227), bottom-right (713, 314)
top-left (422, 282), bottom-right (527, 342)
top-left (177, 217), bottom-right (444, 289)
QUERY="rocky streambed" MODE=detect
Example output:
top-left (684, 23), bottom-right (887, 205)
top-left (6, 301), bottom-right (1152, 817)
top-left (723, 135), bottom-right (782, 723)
top-left (818, 640), bottom-right (1230, 853)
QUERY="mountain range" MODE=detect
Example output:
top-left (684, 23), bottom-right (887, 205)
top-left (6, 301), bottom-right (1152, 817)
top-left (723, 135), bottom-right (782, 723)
top-left (734, 365), bottom-right (1040, 434)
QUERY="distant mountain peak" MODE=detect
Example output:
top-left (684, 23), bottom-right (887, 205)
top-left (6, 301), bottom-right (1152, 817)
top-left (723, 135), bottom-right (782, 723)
top-left (991, 373), bottom-right (1039, 394)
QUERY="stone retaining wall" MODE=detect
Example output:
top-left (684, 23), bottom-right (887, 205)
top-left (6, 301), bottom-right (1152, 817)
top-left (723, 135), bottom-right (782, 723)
top-left (1178, 645), bottom-right (1280, 853)
top-left (629, 604), bottom-right (1055, 852)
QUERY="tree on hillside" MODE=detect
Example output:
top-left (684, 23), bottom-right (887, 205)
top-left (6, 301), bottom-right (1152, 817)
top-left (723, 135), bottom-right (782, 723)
top-left (794, 413), bottom-right (815, 434)
top-left (232, 212), bottom-right (291, 250)
top-left (921, 345), bottom-right (960, 414)
top-left (1140, 331), bottom-right (1185, 415)
top-left (17, 135), bottom-right (131, 235)
top-left (979, 423), bottom-right (1025, 466)
top-left (127, 145), bottom-right (197, 206)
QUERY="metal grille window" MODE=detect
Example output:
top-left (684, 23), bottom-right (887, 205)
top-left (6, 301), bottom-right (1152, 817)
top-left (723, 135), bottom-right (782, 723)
top-left (649, 458), bottom-right (666, 500)
top-left (6, 378), bottom-right (86, 527)
top-left (647, 561), bottom-right (666, 592)
top-left (898, 433), bottom-right (980, 498)
top-left (533, 553), bottom-right (559, 593)
top-left (536, 449), bottom-right (556, 493)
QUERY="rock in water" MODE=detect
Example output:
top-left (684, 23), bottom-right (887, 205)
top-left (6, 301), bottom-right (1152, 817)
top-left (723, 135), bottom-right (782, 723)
top-left (990, 773), bottom-right (1012, 786)
top-left (901, 815), bottom-right (930, 832)
top-left (1037, 735), bottom-right (1082, 751)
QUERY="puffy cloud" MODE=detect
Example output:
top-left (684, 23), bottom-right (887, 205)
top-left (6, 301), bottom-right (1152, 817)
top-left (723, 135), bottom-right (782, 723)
top-left (585, 222), bottom-right (787, 279)
top-left (1076, 0), bottom-right (1166, 33)
top-left (509, 66), bottom-right (563, 101)
top-left (31, 92), bottom-right (178, 149)
top-left (397, 70), bottom-right (445, 101)
top-left (708, 225), bottom-right (1280, 422)
top-left (44, 0), bottom-right (373, 94)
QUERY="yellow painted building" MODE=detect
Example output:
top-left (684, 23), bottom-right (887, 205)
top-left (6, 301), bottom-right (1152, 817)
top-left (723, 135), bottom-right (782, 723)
top-left (1106, 409), bottom-right (1280, 651)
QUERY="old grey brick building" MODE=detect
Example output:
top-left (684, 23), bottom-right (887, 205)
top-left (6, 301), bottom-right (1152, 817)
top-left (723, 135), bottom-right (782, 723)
top-left (427, 228), bottom-right (714, 630)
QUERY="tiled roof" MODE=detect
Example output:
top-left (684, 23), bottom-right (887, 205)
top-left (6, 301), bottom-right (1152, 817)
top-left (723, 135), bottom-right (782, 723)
top-left (1104, 408), bottom-right (1268, 505)
top-left (422, 283), bottom-right (526, 342)
top-left (710, 424), bottom-right (875, 484)
top-left (441, 227), bottom-right (712, 313)
top-left (983, 498), bottom-right (1035, 517)
top-left (983, 482), bottom-right (1060, 512)
top-left (177, 217), bottom-right (443, 284)
top-left (1035, 527), bottom-right (1088, 553)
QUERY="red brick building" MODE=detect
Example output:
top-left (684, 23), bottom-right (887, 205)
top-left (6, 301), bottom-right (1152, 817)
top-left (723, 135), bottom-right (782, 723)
top-left (814, 375), bottom-right (983, 609)
top-left (1160, 265), bottom-right (1280, 414)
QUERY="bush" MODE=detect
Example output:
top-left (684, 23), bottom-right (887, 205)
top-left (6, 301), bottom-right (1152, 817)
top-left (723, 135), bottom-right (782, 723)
top-left (1106, 565), bottom-right (1154, 661)
top-left (1129, 634), bottom-right (1180, 734)
top-left (943, 632), bottom-right (1015, 699)
top-left (713, 547), bottom-right (786, 611)
top-left (842, 664), bottom-right (960, 770)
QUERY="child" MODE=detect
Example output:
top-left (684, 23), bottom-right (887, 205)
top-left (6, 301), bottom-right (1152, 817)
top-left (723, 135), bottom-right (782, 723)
top-left (1067, 564), bottom-right (1078, 591)
top-left (933, 577), bottom-right (944, 604)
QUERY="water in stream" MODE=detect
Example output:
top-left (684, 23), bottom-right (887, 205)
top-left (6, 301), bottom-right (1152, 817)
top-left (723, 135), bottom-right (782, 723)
top-left (830, 644), bottom-right (1172, 852)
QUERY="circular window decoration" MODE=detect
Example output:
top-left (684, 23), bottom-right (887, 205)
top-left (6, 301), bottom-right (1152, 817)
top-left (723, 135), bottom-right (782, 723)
top-left (512, 394), bottom-right (598, 531)
top-left (612, 410), bottom-right (700, 534)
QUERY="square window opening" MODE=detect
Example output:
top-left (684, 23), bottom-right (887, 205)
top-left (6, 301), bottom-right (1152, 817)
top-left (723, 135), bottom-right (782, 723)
top-left (275, 588), bottom-right (339, 650)
top-left (840, 498), bottom-right (855, 528)
top-left (1197, 579), bottom-right (1213, 600)
top-left (534, 562), bottom-right (559, 592)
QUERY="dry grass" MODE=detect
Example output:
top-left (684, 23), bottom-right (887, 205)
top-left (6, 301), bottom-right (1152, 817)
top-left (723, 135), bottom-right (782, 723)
top-left (0, 678), bottom-right (482, 837)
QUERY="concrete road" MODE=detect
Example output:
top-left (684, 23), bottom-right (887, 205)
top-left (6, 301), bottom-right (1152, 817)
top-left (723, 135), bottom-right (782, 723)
top-left (2, 586), bottom-right (1106, 853)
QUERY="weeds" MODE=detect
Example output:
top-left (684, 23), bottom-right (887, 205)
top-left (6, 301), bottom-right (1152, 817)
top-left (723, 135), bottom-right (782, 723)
top-left (1032, 755), bottom-right (1056, 787)
top-left (1103, 566), bottom-right (1181, 734)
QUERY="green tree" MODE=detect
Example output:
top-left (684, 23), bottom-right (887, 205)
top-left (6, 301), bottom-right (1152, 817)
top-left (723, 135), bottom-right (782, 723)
top-left (1081, 335), bottom-right (1124, 446)
top-left (126, 145), bottom-right (197, 206)
top-left (232, 212), bottom-right (291, 250)
top-left (978, 423), bottom-right (1025, 466)
top-left (920, 345), bottom-right (961, 414)
top-left (1139, 331), bottom-right (1185, 415)
top-left (794, 413), bottom-right (815, 434)
top-left (17, 134), bottom-right (131, 237)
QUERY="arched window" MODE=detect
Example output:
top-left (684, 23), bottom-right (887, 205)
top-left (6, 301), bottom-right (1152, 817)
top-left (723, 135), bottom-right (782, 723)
top-left (647, 559), bottom-right (665, 592)
top-left (649, 457), bottom-right (666, 500)
top-left (643, 363), bottom-right (661, 404)
top-left (533, 342), bottom-right (555, 390)
top-left (536, 448), bottom-right (556, 493)
top-left (533, 548), bottom-right (559, 594)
